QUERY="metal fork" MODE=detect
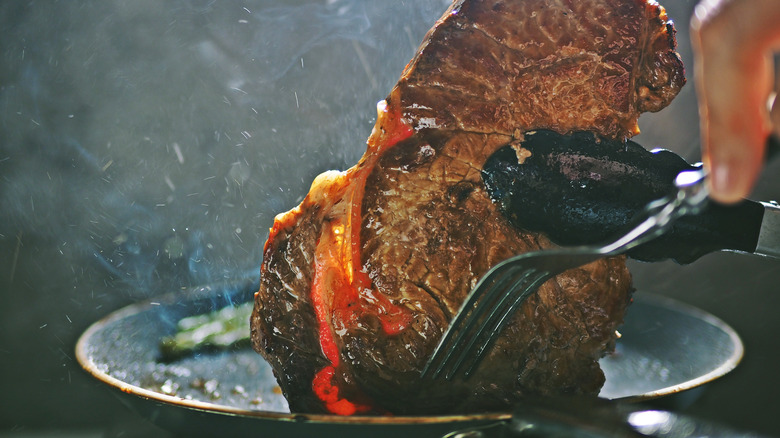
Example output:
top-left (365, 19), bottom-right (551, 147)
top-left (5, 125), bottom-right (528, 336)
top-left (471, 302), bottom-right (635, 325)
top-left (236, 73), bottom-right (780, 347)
top-left (421, 168), bottom-right (709, 381)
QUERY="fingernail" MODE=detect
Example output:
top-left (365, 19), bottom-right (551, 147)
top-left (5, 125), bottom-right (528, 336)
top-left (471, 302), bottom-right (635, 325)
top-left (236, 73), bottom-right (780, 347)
top-left (709, 159), bottom-right (749, 203)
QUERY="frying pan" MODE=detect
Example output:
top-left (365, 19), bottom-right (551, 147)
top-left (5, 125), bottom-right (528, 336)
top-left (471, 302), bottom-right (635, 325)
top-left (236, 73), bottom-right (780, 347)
top-left (75, 279), bottom-right (743, 437)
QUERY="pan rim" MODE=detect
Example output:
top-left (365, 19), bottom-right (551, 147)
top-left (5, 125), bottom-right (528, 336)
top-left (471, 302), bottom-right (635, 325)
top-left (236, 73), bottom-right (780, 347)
top-left (74, 282), bottom-right (742, 425)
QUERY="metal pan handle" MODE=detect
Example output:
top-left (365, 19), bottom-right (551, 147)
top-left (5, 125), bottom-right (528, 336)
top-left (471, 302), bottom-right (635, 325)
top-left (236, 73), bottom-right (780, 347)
top-left (442, 396), bottom-right (771, 438)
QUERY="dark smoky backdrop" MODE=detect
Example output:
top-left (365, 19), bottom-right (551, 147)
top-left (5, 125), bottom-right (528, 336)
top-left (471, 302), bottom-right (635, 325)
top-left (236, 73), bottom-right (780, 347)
top-left (1, 0), bottom-right (779, 436)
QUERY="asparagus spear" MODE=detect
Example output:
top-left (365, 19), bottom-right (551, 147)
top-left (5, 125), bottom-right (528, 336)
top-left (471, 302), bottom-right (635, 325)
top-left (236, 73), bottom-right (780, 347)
top-left (159, 301), bottom-right (253, 361)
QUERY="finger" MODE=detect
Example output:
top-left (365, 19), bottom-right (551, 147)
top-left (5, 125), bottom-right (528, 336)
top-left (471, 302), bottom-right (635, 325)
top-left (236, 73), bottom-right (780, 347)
top-left (772, 89), bottom-right (780, 140)
top-left (697, 49), bottom-right (770, 204)
top-left (691, 0), bottom-right (780, 203)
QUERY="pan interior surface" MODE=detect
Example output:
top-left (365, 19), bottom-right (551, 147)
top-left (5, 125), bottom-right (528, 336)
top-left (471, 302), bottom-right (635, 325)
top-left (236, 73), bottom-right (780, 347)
top-left (75, 281), bottom-right (743, 435)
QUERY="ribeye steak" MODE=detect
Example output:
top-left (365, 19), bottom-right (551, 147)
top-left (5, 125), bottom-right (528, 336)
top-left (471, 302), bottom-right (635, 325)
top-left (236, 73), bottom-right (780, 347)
top-left (250, 0), bottom-right (684, 415)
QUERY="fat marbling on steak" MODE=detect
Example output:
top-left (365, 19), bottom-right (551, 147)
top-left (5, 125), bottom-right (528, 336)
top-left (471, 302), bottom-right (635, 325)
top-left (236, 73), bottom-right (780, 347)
top-left (250, 0), bottom-right (684, 415)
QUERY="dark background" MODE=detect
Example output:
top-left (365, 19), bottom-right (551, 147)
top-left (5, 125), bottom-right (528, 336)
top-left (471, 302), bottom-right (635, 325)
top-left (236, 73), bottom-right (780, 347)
top-left (2, 0), bottom-right (779, 436)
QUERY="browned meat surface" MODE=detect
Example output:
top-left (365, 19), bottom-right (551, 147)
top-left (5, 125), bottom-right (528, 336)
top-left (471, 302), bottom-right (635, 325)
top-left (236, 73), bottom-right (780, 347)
top-left (251, 0), bottom-right (684, 415)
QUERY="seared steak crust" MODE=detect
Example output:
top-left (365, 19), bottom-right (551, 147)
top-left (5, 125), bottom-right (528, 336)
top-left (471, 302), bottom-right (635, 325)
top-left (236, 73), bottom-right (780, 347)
top-left (251, 0), bottom-right (683, 415)
top-left (353, 130), bottom-right (633, 413)
top-left (396, 0), bottom-right (683, 138)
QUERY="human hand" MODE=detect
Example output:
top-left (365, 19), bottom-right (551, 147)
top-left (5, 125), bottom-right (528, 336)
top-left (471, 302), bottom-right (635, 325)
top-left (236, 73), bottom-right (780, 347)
top-left (690, 0), bottom-right (780, 203)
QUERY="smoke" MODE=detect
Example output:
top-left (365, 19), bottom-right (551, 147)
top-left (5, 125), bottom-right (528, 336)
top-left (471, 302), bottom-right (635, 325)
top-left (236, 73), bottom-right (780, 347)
top-left (201, 2), bottom-right (374, 84)
top-left (0, 0), bottom-right (448, 297)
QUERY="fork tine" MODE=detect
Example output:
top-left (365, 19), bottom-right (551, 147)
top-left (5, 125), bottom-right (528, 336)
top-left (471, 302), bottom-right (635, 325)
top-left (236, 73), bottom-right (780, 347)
top-left (422, 263), bottom-right (527, 379)
top-left (444, 266), bottom-right (534, 380)
top-left (458, 269), bottom-right (551, 378)
top-left (472, 269), bottom-right (550, 359)
top-left (440, 266), bottom-right (541, 379)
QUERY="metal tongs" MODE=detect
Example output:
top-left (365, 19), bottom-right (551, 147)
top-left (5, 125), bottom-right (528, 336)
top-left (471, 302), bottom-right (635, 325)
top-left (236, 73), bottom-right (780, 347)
top-left (422, 168), bottom-right (709, 381)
